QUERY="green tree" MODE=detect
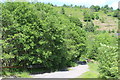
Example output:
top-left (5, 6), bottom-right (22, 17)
top-left (95, 33), bottom-right (119, 78)
top-left (113, 10), bottom-right (120, 18)
top-left (2, 2), bottom-right (86, 74)
top-left (69, 16), bottom-right (82, 28)
top-left (90, 13), bottom-right (95, 20)
top-left (95, 14), bottom-right (99, 20)
top-left (90, 5), bottom-right (100, 12)
top-left (83, 11), bottom-right (91, 22)
top-left (61, 7), bottom-right (65, 14)
top-left (85, 21), bottom-right (95, 32)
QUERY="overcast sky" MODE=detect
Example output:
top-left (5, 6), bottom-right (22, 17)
top-left (0, 0), bottom-right (119, 9)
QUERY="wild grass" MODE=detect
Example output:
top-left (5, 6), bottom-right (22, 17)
top-left (2, 70), bottom-right (31, 78)
top-left (78, 62), bottom-right (99, 78)
top-left (15, 72), bottom-right (31, 78)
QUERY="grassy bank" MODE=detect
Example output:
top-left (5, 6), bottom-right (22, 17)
top-left (78, 62), bottom-right (99, 78)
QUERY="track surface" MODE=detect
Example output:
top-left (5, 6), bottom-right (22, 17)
top-left (31, 65), bottom-right (89, 78)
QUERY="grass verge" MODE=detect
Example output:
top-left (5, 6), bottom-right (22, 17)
top-left (2, 69), bottom-right (31, 78)
top-left (78, 62), bottom-right (99, 78)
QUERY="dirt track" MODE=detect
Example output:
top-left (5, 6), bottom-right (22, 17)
top-left (30, 64), bottom-right (89, 78)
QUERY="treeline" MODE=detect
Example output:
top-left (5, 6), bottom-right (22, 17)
top-left (1, 2), bottom-right (119, 79)
top-left (61, 4), bottom-right (120, 19)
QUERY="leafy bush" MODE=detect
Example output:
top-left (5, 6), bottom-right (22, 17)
top-left (100, 17), bottom-right (105, 23)
top-left (90, 14), bottom-right (95, 20)
top-left (69, 16), bottom-right (82, 28)
top-left (97, 44), bottom-right (119, 79)
top-left (61, 7), bottom-right (65, 14)
top-left (2, 2), bottom-right (86, 74)
top-left (90, 5), bottom-right (100, 12)
top-left (86, 32), bottom-right (118, 60)
top-left (85, 21), bottom-right (95, 32)
top-left (85, 32), bottom-right (97, 59)
top-left (83, 11), bottom-right (91, 22)
top-left (113, 10), bottom-right (120, 17)
top-left (95, 33), bottom-right (119, 79)
top-left (95, 14), bottom-right (99, 20)
top-left (85, 32), bottom-right (119, 79)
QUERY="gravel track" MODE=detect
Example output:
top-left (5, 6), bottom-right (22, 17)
top-left (31, 65), bottom-right (89, 78)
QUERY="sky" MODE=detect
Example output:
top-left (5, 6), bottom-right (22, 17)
top-left (0, 0), bottom-right (119, 9)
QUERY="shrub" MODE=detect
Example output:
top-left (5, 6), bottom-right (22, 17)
top-left (95, 33), bottom-right (119, 79)
top-left (69, 16), bottom-right (82, 28)
top-left (98, 44), bottom-right (119, 79)
top-left (2, 2), bottom-right (86, 74)
top-left (85, 32), bottom-right (97, 60)
top-left (95, 25), bottom-right (99, 28)
top-left (90, 14), bottom-right (95, 20)
top-left (95, 14), bottom-right (99, 20)
top-left (61, 7), bottom-right (65, 14)
top-left (90, 5), bottom-right (100, 12)
top-left (113, 10), bottom-right (119, 17)
top-left (83, 11), bottom-right (91, 22)
top-left (85, 21), bottom-right (95, 32)
top-left (100, 17), bottom-right (105, 23)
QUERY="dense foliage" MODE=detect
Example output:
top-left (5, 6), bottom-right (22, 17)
top-left (68, 16), bottom-right (82, 28)
top-left (1, 2), bottom-right (119, 79)
top-left (61, 7), bottom-right (65, 14)
top-left (83, 11), bottom-right (91, 22)
top-left (96, 33), bottom-right (119, 78)
top-left (83, 11), bottom-right (99, 22)
top-left (84, 21), bottom-right (95, 32)
top-left (85, 32), bottom-right (119, 78)
top-left (90, 5), bottom-right (100, 12)
top-left (2, 2), bottom-right (86, 73)
top-left (113, 9), bottom-right (120, 20)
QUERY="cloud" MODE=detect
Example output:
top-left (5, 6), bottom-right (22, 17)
top-left (41, 0), bottom-right (108, 6)
top-left (37, 0), bottom-right (119, 9)
top-left (57, 0), bottom-right (107, 5)
top-left (36, 0), bottom-right (108, 7)
top-left (109, 1), bottom-right (119, 9)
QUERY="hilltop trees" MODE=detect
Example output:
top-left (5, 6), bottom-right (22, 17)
top-left (101, 5), bottom-right (113, 14)
top-left (63, 4), bottom-right (67, 7)
top-left (90, 5), bottom-right (100, 12)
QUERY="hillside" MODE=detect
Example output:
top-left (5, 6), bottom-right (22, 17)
top-left (0, 2), bottom-right (119, 79)
top-left (53, 6), bottom-right (118, 32)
